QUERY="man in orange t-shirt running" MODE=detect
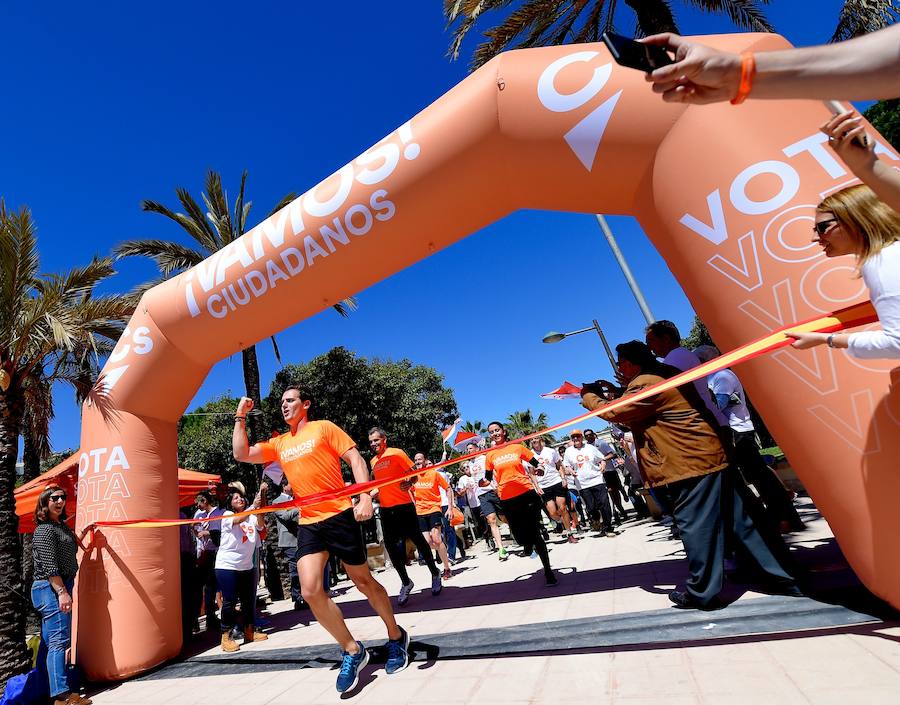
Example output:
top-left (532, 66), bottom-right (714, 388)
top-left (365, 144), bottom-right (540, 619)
top-left (233, 387), bottom-right (409, 693)
top-left (484, 421), bottom-right (557, 586)
top-left (367, 427), bottom-right (442, 604)
top-left (412, 454), bottom-right (453, 580)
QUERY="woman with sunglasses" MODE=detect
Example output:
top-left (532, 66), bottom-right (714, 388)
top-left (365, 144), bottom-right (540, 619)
top-left (215, 486), bottom-right (268, 652)
top-left (786, 185), bottom-right (900, 357)
top-left (31, 484), bottom-right (92, 705)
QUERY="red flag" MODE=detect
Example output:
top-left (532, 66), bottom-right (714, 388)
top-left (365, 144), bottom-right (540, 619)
top-left (540, 381), bottom-right (582, 399)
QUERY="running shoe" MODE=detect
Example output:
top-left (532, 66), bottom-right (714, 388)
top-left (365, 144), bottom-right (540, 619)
top-left (530, 550), bottom-right (538, 560)
top-left (567, 534), bottom-right (579, 544)
top-left (498, 548), bottom-right (509, 561)
top-left (385, 626), bottom-right (410, 675)
top-left (336, 641), bottom-right (368, 693)
top-left (545, 571), bottom-right (559, 586)
top-left (431, 573), bottom-right (443, 595)
top-left (442, 568), bottom-right (453, 580)
top-left (398, 580), bottom-right (414, 607)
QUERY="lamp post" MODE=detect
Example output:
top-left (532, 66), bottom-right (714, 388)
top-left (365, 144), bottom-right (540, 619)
top-left (542, 319), bottom-right (617, 374)
top-left (595, 214), bottom-right (656, 326)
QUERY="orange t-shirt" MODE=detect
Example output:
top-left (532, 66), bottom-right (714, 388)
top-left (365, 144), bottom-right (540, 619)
top-left (485, 444), bottom-right (535, 500)
top-left (258, 420), bottom-right (355, 525)
top-left (370, 447), bottom-right (415, 508)
top-left (413, 468), bottom-right (449, 516)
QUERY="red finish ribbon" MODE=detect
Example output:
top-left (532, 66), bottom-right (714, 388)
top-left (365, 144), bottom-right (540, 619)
top-left (93, 300), bottom-right (876, 530)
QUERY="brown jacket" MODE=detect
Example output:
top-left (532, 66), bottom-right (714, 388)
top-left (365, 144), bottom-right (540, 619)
top-left (581, 370), bottom-right (728, 488)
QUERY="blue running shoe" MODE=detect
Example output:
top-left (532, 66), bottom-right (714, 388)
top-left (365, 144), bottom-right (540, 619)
top-left (398, 580), bottom-right (414, 606)
top-left (385, 626), bottom-right (410, 675)
top-left (336, 641), bottom-right (368, 693)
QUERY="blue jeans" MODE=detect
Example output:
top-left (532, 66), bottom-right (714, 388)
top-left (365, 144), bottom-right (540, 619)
top-left (32, 577), bottom-right (74, 698)
top-left (440, 511), bottom-right (458, 560)
top-left (214, 568), bottom-right (255, 632)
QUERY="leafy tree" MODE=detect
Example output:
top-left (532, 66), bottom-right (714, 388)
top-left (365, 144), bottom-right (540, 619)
top-left (177, 395), bottom-right (253, 489)
top-left (265, 347), bottom-right (458, 464)
top-left (40, 448), bottom-right (79, 474)
top-left (864, 99), bottom-right (900, 150)
top-left (682, 315), bottom-right (715, 350)
top-left (114, 170), bottom-right (357, 445)
top-left (0, 201), bottom-right (134, 685)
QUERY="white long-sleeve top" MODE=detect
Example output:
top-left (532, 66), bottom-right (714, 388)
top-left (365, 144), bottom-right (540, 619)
top-left (848, 241), bottom-right (900, 359)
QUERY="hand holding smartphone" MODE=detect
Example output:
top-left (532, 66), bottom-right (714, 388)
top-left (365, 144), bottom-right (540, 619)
top-left (602, 31), bottom-right (674, 73)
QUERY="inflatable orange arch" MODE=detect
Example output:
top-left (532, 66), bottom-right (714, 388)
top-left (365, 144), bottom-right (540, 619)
top-left (74, 33), bottom-right (900, 680)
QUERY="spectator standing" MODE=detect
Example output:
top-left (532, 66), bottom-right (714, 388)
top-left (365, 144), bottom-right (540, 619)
top-left (273, 479), bottom-right (302, 610)
top-left (584, 429), bottom-right (629, 523)
top-left (31, 485), bottom-right (92, 705)
top-left (563, 431), bottom-right (617, 536)
top-left (582, 341), bottom-right (799, 609)
top-left (193, 490), bottom-right (224, 631)
top-left (693, 345), bottom-right (804, 532)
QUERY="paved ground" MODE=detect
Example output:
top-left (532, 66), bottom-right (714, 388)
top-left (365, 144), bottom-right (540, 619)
top-left (87, 500), bottom-right (900, 704)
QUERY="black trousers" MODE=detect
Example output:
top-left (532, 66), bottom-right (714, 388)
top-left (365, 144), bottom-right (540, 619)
top-left (581, 484), bottom-right (614, 531)
top-left (657, 467), bottom-right (794, 604)
top-left (215, 568), bottom-right (256, 631)
top-left (499, 490), bottom-right (551, 574)
top-left (380, 503), bottom-right (439, 582)
top-left (733, 430), bottom-right (804, 529)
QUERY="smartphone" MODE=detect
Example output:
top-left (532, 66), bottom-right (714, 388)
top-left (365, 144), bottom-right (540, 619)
top-left (602, 31), bottom-right (673, 73)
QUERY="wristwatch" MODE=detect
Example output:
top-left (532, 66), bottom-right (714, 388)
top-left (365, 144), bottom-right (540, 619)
top-left (826, 334), bottom-right (835, 348)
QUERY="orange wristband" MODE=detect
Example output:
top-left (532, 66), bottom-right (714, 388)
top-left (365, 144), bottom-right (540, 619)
top-left (730, 52), bottom-right (756, 105)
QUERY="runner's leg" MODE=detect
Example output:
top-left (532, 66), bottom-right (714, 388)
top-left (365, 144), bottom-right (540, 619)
top-left (429, 525), bottom-right (451, 572)
top-left (299, 551), bottom-right (359, 652)
top-left (381, 509), bottom-right (411, 586)
top-left (342, 561), bottom-right (402, 641)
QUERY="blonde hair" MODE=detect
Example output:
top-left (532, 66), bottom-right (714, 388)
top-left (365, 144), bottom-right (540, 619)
top-left (818, 185), bottom-right (900, 266)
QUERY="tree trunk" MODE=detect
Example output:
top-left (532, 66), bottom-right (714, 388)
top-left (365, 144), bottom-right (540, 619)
top-left (241, 345), bottom-right (262, 445)
top-left (0, 383), bottom-right (33, 689)
top-left (21, 428), bottom-right (42, 635)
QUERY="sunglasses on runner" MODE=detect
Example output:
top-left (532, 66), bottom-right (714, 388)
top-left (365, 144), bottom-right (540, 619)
top-left (813, 219), bottom-right (838, 236)
top-left (49, 494), bottom-right (67, 502)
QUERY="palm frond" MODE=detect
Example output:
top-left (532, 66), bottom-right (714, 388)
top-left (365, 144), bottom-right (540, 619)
top-left (266, 192), bottom-right (299, 220)
top-left (269, 335), bottom-right (283, 366)
top-left (203, 170), bottom-right (235, 244)
top-left (574, 0), bottom-right (609, 42)
top-left (0, 202), bottom-right (41, 345)
top-left (114, 239), bottom-right (206, 276)
top-left (830, 0), bottom-right (899, 42)
top-left (331, 297), bottom-right (358, 318)
top-left (140, 199), bottom-right (219, 254)
top-left (625, 0), bottom-right (678, 37)
top-left (176, 187), bottom-right (223, 252)
top-left (234, 171), bottom-right (249, 235)
top-left (472, 0), bottom-right (564, 69)
top-left (684, 0), bottom-right (774, 32)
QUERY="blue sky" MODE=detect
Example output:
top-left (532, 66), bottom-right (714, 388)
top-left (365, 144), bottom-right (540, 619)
top-left (3, 1), bottom-right (857, 457)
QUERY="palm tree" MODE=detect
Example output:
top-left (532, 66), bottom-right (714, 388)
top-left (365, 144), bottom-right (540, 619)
top-left (445, 0), bottom-right (775, 70)
top-left (445, 1), bottom-right (898, 71)
top-left (0, 200), bottom-right (135, 684)
top-left (115, 170), bottom-right (357, 443)
top-left (506, 409), bottom-right (555, 443)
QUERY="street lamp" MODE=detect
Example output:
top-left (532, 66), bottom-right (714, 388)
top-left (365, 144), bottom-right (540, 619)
top-left (542, 319), bottom-right (617, 373)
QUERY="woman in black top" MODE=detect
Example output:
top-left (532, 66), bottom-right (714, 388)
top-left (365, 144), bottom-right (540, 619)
top-left (31, 484), bottom-right (92, 705)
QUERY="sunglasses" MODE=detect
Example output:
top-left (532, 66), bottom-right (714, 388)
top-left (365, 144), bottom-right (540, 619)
top-left (49, 494), bottom-right (67, 502)
top-left (813, 219), bottom-right (838, 236)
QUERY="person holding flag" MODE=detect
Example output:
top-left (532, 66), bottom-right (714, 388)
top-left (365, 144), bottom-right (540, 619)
top-left (367, 427), bottom-right (443, 604)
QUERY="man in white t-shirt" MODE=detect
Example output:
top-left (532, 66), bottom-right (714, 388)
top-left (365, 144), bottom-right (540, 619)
top-left (694, 345), bottom-right (804, 532)
top-left (584, 429), bottom-right (628, 524)
top-left (465, 442), bottom-right (506, 556)
top-left (530, 436), bottom-right (579, 542)
top-left (455, 466), bottom-right (483, 543)
top-left (645, 320), bottom-right (729, 429)
top-left (562, 430), bottom-right (617, 536)
top-left (193, 490), bottom-right (225, 631)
